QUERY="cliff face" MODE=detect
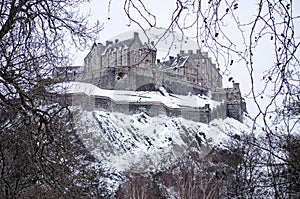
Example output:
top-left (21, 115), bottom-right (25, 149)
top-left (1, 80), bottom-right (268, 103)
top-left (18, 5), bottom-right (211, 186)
top-left (75, 110), bottom-right (232, 173)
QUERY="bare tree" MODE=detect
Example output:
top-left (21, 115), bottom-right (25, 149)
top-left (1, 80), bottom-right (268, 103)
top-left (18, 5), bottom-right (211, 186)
top-left (116, 172), bottom-right (167, 199)
top-left (0, 0), bottom-right (107, 197)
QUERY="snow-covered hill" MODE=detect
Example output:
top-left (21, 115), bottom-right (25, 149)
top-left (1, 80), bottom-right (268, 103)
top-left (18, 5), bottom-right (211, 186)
top-left (61, 81), bottom-right (251, 173)
top-left (75, 109), bottom-right (252, 173)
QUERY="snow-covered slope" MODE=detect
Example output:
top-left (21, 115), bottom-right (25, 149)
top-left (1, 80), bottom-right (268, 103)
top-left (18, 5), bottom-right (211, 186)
top-left (75, 109), bottom-right (245, 173)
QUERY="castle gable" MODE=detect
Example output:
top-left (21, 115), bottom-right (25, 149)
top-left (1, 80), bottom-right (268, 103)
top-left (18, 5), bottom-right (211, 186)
top-left (84, 42), bottom-right (106, 72)
top-left (102, 38), bottom-right (134, 55)
top-left (83, 32), bottom-right (157, 70)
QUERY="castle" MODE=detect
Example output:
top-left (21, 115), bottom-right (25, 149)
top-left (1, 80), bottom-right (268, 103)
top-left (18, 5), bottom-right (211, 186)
top-left (66, 32), bottom-right (246, 122)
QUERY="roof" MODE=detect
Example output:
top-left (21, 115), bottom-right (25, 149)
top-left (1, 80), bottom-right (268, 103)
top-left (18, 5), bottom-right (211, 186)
top-left (102, 38), bottom-right (137, 55)
top-left (101, 32), bottom-right (156, 55)
top-left (57, 65), bottom-right (82, 69)
top-left (157, 56), bottom-right (189, 70)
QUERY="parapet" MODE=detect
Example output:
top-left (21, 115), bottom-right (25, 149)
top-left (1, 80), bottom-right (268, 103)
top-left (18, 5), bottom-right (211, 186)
top-left (178, 49), bottom-right (209, 58)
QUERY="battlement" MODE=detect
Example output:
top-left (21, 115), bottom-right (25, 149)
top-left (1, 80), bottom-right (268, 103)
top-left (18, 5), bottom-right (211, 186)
top-left (69, 92), bottom-right (227, 123)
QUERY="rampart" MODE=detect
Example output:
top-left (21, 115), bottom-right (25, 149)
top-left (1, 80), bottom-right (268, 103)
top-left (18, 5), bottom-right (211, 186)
top-left (70, 93), bottom-right (227, 123)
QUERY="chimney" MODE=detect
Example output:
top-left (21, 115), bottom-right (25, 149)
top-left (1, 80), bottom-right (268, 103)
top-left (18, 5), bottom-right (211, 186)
top-left (106, 41), bottom-right (110, 46)
top-left (180, 50), bottom-right (184, 55)
top-left (196, 49), bottom-right (201, 54)
top-left (188, 50), bottom-right (193, 54)
top-left (134, 32), bottom-right (139, 39)
top-left (157, 59), bottom-right (161, 64)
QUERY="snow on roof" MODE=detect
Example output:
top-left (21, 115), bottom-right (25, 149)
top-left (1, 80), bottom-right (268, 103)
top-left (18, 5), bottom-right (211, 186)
top-left (64, 81), bottom-right (220, 109)
top-left (157, 55), bottom-right (189, 71)
top-left (102, 38), bottom-right (134, 54)
top-left (170, 56), bottom-right (189, 67)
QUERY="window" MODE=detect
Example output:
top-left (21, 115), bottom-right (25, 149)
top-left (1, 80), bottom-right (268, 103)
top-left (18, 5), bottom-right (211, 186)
top-left (127, 52), bottom-right (130, 65)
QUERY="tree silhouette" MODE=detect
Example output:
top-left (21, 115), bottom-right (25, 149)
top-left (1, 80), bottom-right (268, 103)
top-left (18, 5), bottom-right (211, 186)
top-left (0, 0), bottom-right (105, 197)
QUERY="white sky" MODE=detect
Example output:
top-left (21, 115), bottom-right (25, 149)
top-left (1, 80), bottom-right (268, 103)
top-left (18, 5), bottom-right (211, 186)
top-left (73, 0), bottom-right (300, 120)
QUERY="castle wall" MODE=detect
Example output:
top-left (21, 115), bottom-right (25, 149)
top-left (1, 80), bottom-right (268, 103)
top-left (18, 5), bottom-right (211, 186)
top-left (70, 93), bottom-right (227, 123)
top-left (213, 83), bottom-right (244, 122)
top-left (76, 67), bottom-right (209, 96)
top-left (162, 72), bottom-right (199, 95)
top-left (73, 66), bottom-right (244, 123)
top-left (56, 91), bottom-right (228, 124)
top-left (98, 68), bottom-right (119, 90)
top-left (227, 100), bottom-right (243, 122)
top-left (211, 103), bottom-right (227, 120)
top-left (211, 89), bottom-right (227, 101)
top-left (52, 91), bottom-right (230, 129)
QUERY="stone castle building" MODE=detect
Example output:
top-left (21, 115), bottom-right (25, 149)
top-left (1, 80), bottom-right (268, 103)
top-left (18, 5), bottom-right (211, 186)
top-left (84, 32), bottom-right (156, 72)
top-left (157, 50), bottom-right (222, 90)
top-left (71, 32), bottom-right (246, 122)
top-left (82, 32), bottom-right (222, 92)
